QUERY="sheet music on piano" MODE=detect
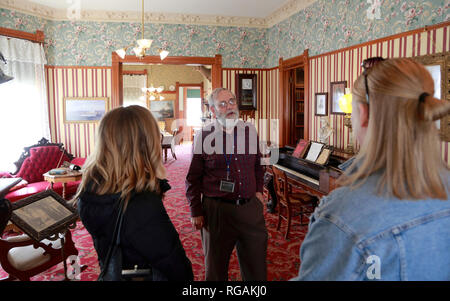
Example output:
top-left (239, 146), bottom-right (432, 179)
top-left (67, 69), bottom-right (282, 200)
top-left (304, 142), bottom-right (323, 162)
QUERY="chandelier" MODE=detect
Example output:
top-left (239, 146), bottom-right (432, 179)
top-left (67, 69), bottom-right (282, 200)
top-left (141, 85), bottom-right (165, 101)
top-left (115, 0), bottom-right (169, 60)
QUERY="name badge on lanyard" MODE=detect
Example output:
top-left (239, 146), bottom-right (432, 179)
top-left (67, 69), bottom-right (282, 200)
top-left (220, 179), bottom-right (235, 193)
top-left (219, 152), bottom-right (234, 192)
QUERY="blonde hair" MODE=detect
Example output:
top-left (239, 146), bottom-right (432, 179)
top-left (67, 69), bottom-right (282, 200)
top-left (72, 105), bottom-right (166, 205)
top-left (339, 58), bottom-right (450, 200)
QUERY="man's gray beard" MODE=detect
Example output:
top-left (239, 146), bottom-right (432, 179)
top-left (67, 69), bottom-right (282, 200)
top-left (217, 117), bottom-right (239, 129)
top-left (217, 111), bottom-right (239, 129)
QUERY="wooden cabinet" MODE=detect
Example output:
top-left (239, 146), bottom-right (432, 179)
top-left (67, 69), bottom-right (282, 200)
top-left (279, 50), bottom-right (309, 147)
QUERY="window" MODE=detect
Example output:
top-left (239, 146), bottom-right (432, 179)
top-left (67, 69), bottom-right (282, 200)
top-left (0, 36), bottom-right (49, 171)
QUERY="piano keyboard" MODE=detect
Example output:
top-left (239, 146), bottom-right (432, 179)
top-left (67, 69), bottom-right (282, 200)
top-left (273, 164), bottom-right (320, 186)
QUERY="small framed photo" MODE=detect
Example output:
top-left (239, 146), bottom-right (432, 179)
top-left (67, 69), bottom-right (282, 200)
top-left (315, 93), bottom-right (328, 116)
top-left (64, 97), bottom-right (108, 123)
top-left (10, 190), bottom-right (78, 241)
top-left (330, 81), bottom-right (347, 115)
top-left (236, 73), bottom-right (257, 110)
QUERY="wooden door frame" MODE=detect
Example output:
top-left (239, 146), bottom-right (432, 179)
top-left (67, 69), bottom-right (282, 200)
top-left (111, 53), bottom-right (222, 108)
top-left (279, 49), bottom-right (309, 147)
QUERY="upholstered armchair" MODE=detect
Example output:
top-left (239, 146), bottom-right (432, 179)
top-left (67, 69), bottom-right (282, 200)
top-left (0, 138), bottom-right (86, 203)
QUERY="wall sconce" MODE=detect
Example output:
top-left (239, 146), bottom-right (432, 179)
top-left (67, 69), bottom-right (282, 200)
top-left (339, 88), bottom-right (354, 153)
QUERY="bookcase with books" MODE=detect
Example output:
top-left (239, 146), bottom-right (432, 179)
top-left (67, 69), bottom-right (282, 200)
top-left (280, 49), bottom-right (309, 147)
top-left (294, 67), bottom-right (305, 143)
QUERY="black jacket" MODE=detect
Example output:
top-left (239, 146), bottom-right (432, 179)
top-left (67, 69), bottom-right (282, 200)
top-left (77, 180), bottom-right (193, 281)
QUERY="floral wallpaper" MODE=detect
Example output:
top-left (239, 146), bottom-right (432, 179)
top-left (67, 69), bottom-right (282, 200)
top-left (266, 0), bottom-right (449, 66)
top-left (0, 0), bottom-right (448, 68)
top-left (0, 8), bottom-right (269, 68)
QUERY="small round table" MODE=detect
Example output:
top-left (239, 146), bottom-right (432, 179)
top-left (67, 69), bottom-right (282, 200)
top-left (43, 170), bottom-right (82, 200)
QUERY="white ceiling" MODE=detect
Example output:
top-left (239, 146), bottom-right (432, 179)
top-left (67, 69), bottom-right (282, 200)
top-left (29, 0), bottom-right (292, 18)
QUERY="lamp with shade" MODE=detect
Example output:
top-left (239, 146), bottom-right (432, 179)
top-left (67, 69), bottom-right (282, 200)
top-left (339, 88), bottom-right (354, 153)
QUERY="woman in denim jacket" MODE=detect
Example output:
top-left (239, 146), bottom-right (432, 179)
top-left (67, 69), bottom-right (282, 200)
top-left (293, 58), bottom-right (450, 281)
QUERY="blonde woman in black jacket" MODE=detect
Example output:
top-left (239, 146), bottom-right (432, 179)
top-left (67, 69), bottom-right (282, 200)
top-left (73, 105), bottom-right (193, 281)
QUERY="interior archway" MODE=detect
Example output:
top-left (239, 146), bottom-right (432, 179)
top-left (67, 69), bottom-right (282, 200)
top-left (111, 53), bottom-right (222, 108)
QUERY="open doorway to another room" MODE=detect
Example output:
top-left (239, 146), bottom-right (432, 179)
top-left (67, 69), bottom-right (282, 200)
top-left (121, 63), bottom-right (213, 159)
top-left (180, 84), bottom-right (204, 143)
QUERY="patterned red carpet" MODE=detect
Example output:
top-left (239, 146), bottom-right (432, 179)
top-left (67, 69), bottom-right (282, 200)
top-left (1, 144), bottom-right (309, 281)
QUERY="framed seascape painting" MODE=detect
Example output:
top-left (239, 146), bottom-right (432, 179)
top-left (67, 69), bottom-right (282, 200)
top-left (315, 93), bottom-right (328, 116)
top-left (330, 81), bottom-right (346, 115)
top-left (64, 97), bottom-right (108, 123)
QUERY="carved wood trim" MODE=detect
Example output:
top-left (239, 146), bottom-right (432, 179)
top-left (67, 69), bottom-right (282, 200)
top-left (122, 70), bottom-right (148, 75)
top-left (11, 138), bottom-right (74, 175)
top-left (0, 27), bottom-right (44, 44)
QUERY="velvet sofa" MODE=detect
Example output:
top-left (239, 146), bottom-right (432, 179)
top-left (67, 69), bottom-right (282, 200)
top-left (0, 138), bottom-right (85, 203)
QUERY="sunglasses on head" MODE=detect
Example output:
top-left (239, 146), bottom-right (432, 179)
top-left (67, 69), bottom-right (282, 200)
top-left (361, 57), bottom-right (385, 104)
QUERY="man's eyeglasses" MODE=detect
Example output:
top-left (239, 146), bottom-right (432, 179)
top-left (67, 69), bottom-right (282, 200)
top-left (361, 57), bottom-right (385, 104)
top-left (217, 98), bottom-right (237, 109)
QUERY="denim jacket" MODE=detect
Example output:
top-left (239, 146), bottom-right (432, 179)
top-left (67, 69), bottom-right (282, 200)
top-left (292, 170), bottom-right (450, 281)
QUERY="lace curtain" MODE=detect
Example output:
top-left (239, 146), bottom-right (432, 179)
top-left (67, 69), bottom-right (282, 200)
top-left (123, 74), bottom-right (147, 107)
top-left (0, 36), bottom-right (50, 172)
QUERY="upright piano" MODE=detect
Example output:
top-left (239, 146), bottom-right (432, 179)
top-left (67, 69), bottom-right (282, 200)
top-left (265, 146), bottom-right (353, 202)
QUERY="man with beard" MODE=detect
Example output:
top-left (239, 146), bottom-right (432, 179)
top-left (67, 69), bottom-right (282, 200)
top-left (185, 88), bottom-right (268, 281)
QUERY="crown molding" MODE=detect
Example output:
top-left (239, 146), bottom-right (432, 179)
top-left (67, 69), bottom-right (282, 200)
top-left (0, 0), bottom-right (317, 28)
top-left (265, 0), bottom-right (317, 28)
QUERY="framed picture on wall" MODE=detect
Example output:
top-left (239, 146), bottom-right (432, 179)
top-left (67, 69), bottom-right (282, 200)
top-left (150, 100), bottom-right (174, 121)
top-left (236, 73), bottom-right (257, 110)
top-left (330, 81), bottom-right (346, 115)
top-left (64, 97), bottom-right (108, 123)
top-left (315, 93), bottom-right (328, 116)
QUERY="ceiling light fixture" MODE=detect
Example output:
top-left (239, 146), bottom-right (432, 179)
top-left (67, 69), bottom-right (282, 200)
top-left (115, 0), bottom-right (169, 60)
top-left (141, 85), bottom-right (165, 101)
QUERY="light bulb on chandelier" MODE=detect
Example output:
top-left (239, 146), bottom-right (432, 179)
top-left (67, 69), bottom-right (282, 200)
top-left (142, 85), bottom-right (165, 101)
top-left (115, 0), bottom-right (169, 60)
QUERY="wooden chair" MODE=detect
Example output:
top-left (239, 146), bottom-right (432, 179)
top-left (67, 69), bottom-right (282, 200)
top-left (271, 165), bottom-right (316, 239)
top-left (0, 198), bottom-right (80, 281)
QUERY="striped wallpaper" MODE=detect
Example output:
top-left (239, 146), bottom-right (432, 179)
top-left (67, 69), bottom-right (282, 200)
top-left (222, 68), bottom-right (279, 145)
top-left (308, 24), bottom-right (450, 166)
top-left (46, 66), bottom-right (112, 158)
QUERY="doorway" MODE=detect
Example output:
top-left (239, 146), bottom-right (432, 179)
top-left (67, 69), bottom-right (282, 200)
top-left (183, 85), bottom-right (203, 142)
top-left (111, 54), bottom-right (222, 109)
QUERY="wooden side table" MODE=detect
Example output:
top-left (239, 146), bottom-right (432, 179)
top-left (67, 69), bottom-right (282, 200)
top-left (43, 170), bottom-right (82, 200)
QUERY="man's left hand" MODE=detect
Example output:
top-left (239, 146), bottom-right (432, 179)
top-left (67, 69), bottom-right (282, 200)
top-left (255, 192), bottom-right (264, 203)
